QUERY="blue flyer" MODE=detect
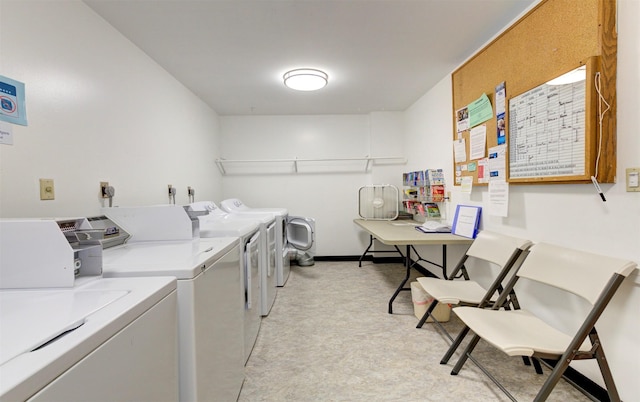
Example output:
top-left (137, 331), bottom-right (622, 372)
top-left (0, 75), bottom-right (27, 126)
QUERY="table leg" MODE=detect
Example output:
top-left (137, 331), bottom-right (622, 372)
top-left (442, 244), bottom-right (447, 278)
top-left (388, 244), bottom-right (450, 314)
top-left (358, 235), bottom-right (374, 267)
top-left (388, 245), bottom-right (412, 314)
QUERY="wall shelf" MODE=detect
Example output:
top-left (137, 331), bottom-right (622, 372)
top-left (215, 156), bottom-right (407, 175)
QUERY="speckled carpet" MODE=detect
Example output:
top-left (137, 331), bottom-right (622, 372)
top-left (238, 261), bottom-right (592, 402)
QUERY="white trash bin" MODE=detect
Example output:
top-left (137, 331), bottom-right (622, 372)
top-left (410, 281), bottom-right (451, 322)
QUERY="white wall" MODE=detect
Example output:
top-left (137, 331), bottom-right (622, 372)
top-left (402, 0), bottom-right (640, 398)
top-left (1, 0), bottom-right (637, 397)
top-left (0, 1), bottom-right (222, 218)
top-left (219, 114), bottom-right (404, 256)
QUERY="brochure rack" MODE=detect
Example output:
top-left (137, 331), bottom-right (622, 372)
top-left (402, 169), bottom-right (447, 222)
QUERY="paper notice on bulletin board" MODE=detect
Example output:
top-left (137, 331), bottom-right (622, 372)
top-left (495, 82), bottom-right (506, 145)
top-left (456, 106), bottom-right (469, 133)
top-left (468, 93), bottom-right (492, 128)
top-left (453, 139), bottom-right (467, 163)
top-left (469, 125), bottom-right (486, 160)
top-left (488, 144), bottom-right (507, 180)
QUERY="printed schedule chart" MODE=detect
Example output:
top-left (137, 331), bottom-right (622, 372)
top-left (508, 80), bottom-right (586, 179)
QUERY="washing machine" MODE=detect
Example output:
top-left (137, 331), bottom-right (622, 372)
top-left (287, 216), bottom-right (316, 266)
top-left (0, 219), bottom-right (179, 402)
top-left (100, 206), bottom-right (245, 402)
top-left (216, 201), bottom-right (278, 316)
top-left (190, 201), bottom-right (262, 364)
top-left (220, 199), bottom-right (290, 287)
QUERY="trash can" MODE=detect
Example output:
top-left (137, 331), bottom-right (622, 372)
top-left (410, 281), bottom-right (451, 322)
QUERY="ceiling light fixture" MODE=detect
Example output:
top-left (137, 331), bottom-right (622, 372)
top-left (283, 68), bottom-right (328, 91)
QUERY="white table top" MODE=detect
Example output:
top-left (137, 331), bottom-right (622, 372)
top-left (354, 219), bottom-right (473, 246)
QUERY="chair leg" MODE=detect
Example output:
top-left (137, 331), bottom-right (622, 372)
top-left (451, 334), bottom-right (481, 375)
top-left (593, 341), bottom-right (621, 402)
top-left (533, 357), bottom-right (570, 402)
top-left (440, 326), bottom-right (470, 364)
top-left (531, 357), bottom-right (543, 374)
top-left (520, 356), bottom-right (543, 374)
top-left (416, 300), bottom-right (438, 328)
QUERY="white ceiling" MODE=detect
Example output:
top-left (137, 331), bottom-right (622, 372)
top-left (84, 0), bottom-right (537, 116)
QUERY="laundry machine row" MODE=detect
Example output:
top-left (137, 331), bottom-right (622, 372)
top-left (0, 204), bottom-right (311, 401)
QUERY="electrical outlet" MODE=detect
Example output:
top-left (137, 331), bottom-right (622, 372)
top-left (39, 178), bottom-right (55, 200)
top-left (100, 181), bottom-right (109, 198)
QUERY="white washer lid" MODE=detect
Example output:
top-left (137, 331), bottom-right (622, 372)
top-left (0, 276), bottom-right (176, 401)
top-left (220, 199), bottom-right (287, 217)
top-left (102, 237), bottom-right (238, 279)
top-left (0, 289), bottom-right (128, 366)
top-left (199, 216), bottom-right (259, 238)
top-left (221, 211), bottom-right (275, 224)
top-left (241, 207), bottom-right (288, 217)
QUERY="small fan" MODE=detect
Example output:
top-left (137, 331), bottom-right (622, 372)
top-left (358, 185), bottom-right (399, 220)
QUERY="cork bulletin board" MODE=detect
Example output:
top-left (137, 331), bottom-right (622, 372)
top-left (451, 0), bottom-right (617, 185)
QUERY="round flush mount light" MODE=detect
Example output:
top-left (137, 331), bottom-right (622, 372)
top-left (283, 68), bottom-right (328, 91)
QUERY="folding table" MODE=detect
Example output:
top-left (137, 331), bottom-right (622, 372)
top-left (354, 219), bottom-right (473, 313)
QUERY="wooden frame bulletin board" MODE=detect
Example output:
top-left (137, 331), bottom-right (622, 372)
top-left (451, 0), bottom-right (617, 185)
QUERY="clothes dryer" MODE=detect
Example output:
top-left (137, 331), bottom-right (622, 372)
top-left (101, 206), bottom-right (245, 402)
top-left (220, 199), bottom-right (290, 286)
top-left (214, 202), bottom-right (278, 316)
top-left (190, 201), bottom-right (261, 364)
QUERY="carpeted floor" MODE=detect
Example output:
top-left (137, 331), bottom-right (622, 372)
top-left (238, 261), bottom-right (592, 402)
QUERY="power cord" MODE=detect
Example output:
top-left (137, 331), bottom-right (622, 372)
top-left (591, 71), bottom-right (610, 202)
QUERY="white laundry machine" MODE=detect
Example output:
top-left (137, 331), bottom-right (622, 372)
top-left (220, 199), bottom-right (290, 286)
top-left (100, 206), bottom-right (245, 402)
top-left (0, 219), bottom-right (179, 402)
top-left (218, 201), bottom-right (278, 316)
top-left (189, 201), bottom-right (262, 364)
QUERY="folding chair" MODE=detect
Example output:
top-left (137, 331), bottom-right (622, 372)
top-left (415, 230), bottom-right (533, 338)
top-left (448, 242), bottom-right (637, 402)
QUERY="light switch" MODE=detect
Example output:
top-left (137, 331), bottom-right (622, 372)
top-left (39, 178), bottom-right (55, 200)
top-left (627, 168), bottom-right (640, 192)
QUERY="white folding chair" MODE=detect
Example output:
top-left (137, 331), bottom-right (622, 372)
top-left (449, 242), bottom-right (637, 402)
top-left (416, 231), bottom-right (532, 347)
